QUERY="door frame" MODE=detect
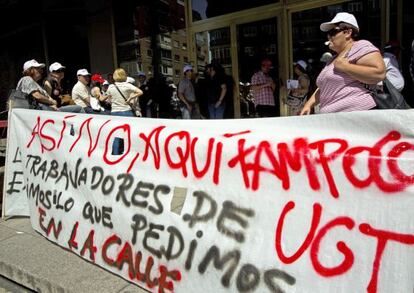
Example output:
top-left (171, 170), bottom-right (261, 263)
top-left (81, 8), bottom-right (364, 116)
top-left (186, 3), bottom-right (286, 117)
top-left (185, 0), bottom-right (395, 117)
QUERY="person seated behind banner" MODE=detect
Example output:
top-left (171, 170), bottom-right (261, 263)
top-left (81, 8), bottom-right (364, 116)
top-left (43, 62), bottom-right (66, 107)
top-left (16, 59), bottom-right (83, 112)
top-left (102, 79), bottom-right (110, 94)
top-left (91, 73), bottom-right (111, 114)
top-left (72, 69), bottom-right (96, 113)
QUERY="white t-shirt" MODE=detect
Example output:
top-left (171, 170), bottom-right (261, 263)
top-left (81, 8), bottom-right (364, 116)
top-left (383, 52), bottom-right (404, 92)
top-left (71, 81), bottom-right (90, 108)
top-left (107, 82), bottom-right (141, 113)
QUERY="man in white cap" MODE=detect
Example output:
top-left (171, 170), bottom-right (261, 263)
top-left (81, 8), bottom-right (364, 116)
top-left (71, 69), bottom-right (95, 113)
top-left (178, 65), bottom-right (199, 119)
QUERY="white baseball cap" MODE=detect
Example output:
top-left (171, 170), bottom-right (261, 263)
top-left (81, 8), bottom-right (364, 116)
top-left (103, 80), bottom-right (109, 86)
top-left (294, 60), bottom-right (307, 71)
top-left (183, 65), bottom-right (193, 73)
top-left (126, 77), bottom-right (136, 84)
top-left (23, 59), bottom-right (45, 71)
top-left (49, 62), bottom-right (66, 72)
top-left (320, 12), bottom-right (359, 32)
top-left (77, 69), bottom-right (91, 76)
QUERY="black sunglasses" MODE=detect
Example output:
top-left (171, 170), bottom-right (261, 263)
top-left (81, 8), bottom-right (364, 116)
top-left (327, 27), bottom-right (346, 38)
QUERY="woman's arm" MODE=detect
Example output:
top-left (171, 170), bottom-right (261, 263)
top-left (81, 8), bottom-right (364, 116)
top-left (92, 86), bottom-right (109, 102)
top-left (128, 88), bottom-right (143, 103)
top-left (300, 88), bottom-right (319, 115)
top-left (334, 51), bottom-right (386, 84)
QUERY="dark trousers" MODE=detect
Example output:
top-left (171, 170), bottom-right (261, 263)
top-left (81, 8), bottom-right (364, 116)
top-left (256, 105), bottom-right (277, 117)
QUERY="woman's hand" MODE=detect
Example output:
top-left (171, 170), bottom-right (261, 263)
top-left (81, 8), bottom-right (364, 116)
top-left (300, 103), bottom-right (312, 115)
top-left (334, 49), bottom-right (351, 73)
top-left (299, 88), bottom-right (318, 115)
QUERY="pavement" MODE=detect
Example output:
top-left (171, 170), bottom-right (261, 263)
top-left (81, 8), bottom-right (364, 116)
top-left (0, 217), bottom-right (149, 293)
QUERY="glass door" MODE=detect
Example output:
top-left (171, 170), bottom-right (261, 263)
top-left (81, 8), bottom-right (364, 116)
top-left (195, 27), bottom-right (234, 118)
top-left (236, 18), bottom-right (279, 118)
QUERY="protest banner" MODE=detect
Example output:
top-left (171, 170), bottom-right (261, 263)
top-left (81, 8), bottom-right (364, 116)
top-left (2, 108), bottom-right (414, 292)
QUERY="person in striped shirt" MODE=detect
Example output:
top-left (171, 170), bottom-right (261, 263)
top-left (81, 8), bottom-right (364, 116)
top-left (251, 58), bottom-right (277, 117)
top-left (300, 12), bottom-right (385, 115)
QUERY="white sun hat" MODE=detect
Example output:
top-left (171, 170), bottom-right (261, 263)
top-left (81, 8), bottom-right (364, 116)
top-left (320, 12), bottom-right (359, 32)
top-left (49, 62), bottom-right (66, 72)
top-left (294, 60), bottom-right (307, 71)
top-left (23, 59), bottom-right (45, 71)
top-left (183, 64), bottom-right (193, 73)
top-left (77, 69), bottom-right (91, 76)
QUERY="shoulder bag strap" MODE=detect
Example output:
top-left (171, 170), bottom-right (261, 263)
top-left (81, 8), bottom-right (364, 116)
top-left (114, 84), bottom-right (128, 103)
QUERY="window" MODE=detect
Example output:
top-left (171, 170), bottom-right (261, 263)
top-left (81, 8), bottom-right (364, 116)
top-left (182, 43), bottom-right (187, 50)
top-left (173, 40), bottom-right (180, 48)
top-left (191, 0), bottom-right (279, 21)
top-left (174, 54), bottom-right (180, 61)
top-left (243, 26), bottom-right (257, 37)
top-left (160, 34), bottom-right (171, 44)
top-left (147, 49), bottom-right (153, 57)
top-left (262, 24), bottom-right (276, 35)
top-left (183, 56), bottom-right (188, 63)
top-left (348, 2), bottom-right (363, 13)
top-left (161, 49), bottom-right (172, 59)
top-left (244, 47), bottom-right (255, 56)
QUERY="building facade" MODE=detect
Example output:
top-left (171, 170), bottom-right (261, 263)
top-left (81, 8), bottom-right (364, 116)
top-left (1, 0), bottom-right (412, 117)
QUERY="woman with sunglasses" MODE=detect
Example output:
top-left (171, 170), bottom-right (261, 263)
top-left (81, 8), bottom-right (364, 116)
top-left (300, 12), bottom-right (385, 115)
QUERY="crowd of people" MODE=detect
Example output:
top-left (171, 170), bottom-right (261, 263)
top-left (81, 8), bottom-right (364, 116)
top-left (14, 12), bottom-right (414, 121)
top-left (14, 58), bottom-right (236, 120)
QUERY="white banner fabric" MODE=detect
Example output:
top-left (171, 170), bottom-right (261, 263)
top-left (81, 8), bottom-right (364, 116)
top-left (3, 108), bottom-right (414, 293)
